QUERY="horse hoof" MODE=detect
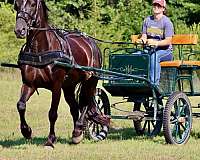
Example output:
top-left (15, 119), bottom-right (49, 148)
top-left (48, 135), bottom-right (57, 144)
top-left (44, 140), bottom-right (54, 149)
top-left (44, 145), bottom-right (54, 150)
top-left (72, 133), bottom-right (83, 144)
top-left (21, 125), bottom-right (32, 139)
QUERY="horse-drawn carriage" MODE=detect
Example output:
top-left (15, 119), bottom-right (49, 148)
top-left (1, 0), bottom-right (200, 146)
top-left (56, 34), bottom-right (200, 145)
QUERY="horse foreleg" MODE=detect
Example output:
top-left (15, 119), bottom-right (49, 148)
top-left (62, 86), bottom-right (79, 128)
top-left (17, 84), bottom-right (35, 139)
top-left (45, 87), bottom-right (61, 147)
top-left (62, 86), bottom-right (82, 144)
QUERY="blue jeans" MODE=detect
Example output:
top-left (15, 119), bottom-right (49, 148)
top-left (150, 49), bottom-right (173, 85)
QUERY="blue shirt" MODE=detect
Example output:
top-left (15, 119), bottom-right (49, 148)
top-left (142, 15), bottom-right (174, 50)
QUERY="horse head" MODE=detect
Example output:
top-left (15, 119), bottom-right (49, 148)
top-left (14, 0), bottom-right (49, 38)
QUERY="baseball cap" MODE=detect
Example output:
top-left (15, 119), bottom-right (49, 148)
top-left (153, 0), bottom-right (166, 8)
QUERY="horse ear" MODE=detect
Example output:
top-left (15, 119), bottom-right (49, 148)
top-left (41, 0), bottom-right (49, 11)
top-left (14, 1), bottom-right (18, 11)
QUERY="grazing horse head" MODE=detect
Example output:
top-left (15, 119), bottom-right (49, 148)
top-left (13, 0), bottom-right (110, 146)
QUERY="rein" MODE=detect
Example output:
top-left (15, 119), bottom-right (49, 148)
top-left (19, 27), bottom-right (134, 68)
top-left (29, 27), bottom-right (135, 45)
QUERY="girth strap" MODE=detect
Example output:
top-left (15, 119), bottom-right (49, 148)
top-left (18, 51), bottom-right (72, 67)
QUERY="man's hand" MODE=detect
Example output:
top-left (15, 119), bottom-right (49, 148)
top-left (136, 38), bottom-right (147, 44)
top-left (147, 39), bottom-right (159, 47)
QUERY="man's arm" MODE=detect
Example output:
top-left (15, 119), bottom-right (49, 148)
top-left (147, 37), bottom-right (172, 47)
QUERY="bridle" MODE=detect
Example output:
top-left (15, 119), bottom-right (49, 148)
top-left (14, 0), bottom-right (40, 29)
top-left (14, 0), bottom-right (73, 59)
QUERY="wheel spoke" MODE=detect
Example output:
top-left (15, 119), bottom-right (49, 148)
top-left (171, 111), bottom-right (176, 118)
top-left (178, 124), bottom-right (182, 139)
top-left (180, 104), bottom-right (187, 116)
top-left (148, 121), bottom-right (151, 134)
top-left (175, 123), bottom-right (179, 139)
top-left (171, 123), bottom-right (176, 136)
top-left (151, 121), bottom-right (155, 128)
top-left (180, 122), bottom-right (187, 131)
top-left (142, 121), bottom-right (147, 132)
top-left (175, 101), bottom-right (180, 117)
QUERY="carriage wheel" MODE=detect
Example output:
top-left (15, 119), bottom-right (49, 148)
top-left (163, 91), bottom-right (192, 145)
top-left (86, 88), bottom-right (111, 141)
top-left (133, 101), bottom-right (163, 137)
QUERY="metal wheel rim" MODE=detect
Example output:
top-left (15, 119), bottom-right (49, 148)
top-left (169, 97), bottom-right (192, 144)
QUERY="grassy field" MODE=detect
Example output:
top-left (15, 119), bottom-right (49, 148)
top-left (1, 69), bottom-right (200, 160)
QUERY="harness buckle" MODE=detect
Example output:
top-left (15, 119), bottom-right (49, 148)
top-left (39, 56), bottom-right (42, 62)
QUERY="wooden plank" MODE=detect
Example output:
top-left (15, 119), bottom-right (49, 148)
top-left (160, 60), bottom-right (182, 67)
top-left (160, 60), bottom-right (200, 67)
top-left (172, 34), bottom-right (198, 45)
top-left (131, 34), bottom-right (198, 45)
top-left (131, 35), bottom-right (140, 43)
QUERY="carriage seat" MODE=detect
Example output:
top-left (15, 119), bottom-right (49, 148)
top-left (160, 34), bottom-right (199, 68)
top-left (131, 34), bottom-right (200, 68)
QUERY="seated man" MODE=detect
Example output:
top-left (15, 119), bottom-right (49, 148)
top-left (138, 0), bottom-right (174, 85)
top-left (134, 0), bottom-right (174, 109)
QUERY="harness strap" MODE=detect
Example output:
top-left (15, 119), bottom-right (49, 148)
top-left (18, 51), bottom-right (72, 67)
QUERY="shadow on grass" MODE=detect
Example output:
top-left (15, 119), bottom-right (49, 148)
top-left (106, 127), bottom-right (165, 144)
top-left (0, 127), bottom-right (166, 148)
top-left (191, 130), bottom-right (200, 139)
top-left (0, 137), bottom-right (72, 148)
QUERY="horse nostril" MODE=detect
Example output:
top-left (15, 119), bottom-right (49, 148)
top-left (21, 28), bottom-right (26, 35)
top-left (14, 28), bottom-right (26, 38)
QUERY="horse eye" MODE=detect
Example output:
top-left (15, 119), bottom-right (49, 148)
top-left (30, 3), bottom-right (36, 8)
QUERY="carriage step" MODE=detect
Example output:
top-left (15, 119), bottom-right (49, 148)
top-left (111, 111), bottom-right (145, 121)
top-left (127, 111), bottom-right (145, 121)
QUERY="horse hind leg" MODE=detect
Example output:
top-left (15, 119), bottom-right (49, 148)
top-left (72, 76), bottom-right (110, 144)
top-left (81, 76), bottom-right (110, 126)
top-left (17, 84), bottom-right (35, 139)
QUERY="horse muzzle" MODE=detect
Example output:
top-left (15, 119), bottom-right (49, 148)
top-left (14, 18), bottom-right (28, 39)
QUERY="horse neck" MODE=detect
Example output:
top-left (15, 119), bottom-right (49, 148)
top-left (26, 21), bottom-right (60, 53)
top-left (25, 7), bottom-right (61, 53)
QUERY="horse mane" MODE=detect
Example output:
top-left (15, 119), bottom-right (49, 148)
top-left (41, 0), bottom-right (49, 20)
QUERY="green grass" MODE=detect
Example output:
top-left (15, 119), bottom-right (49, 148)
top-left (1, 69), bottom-right (200, 160)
